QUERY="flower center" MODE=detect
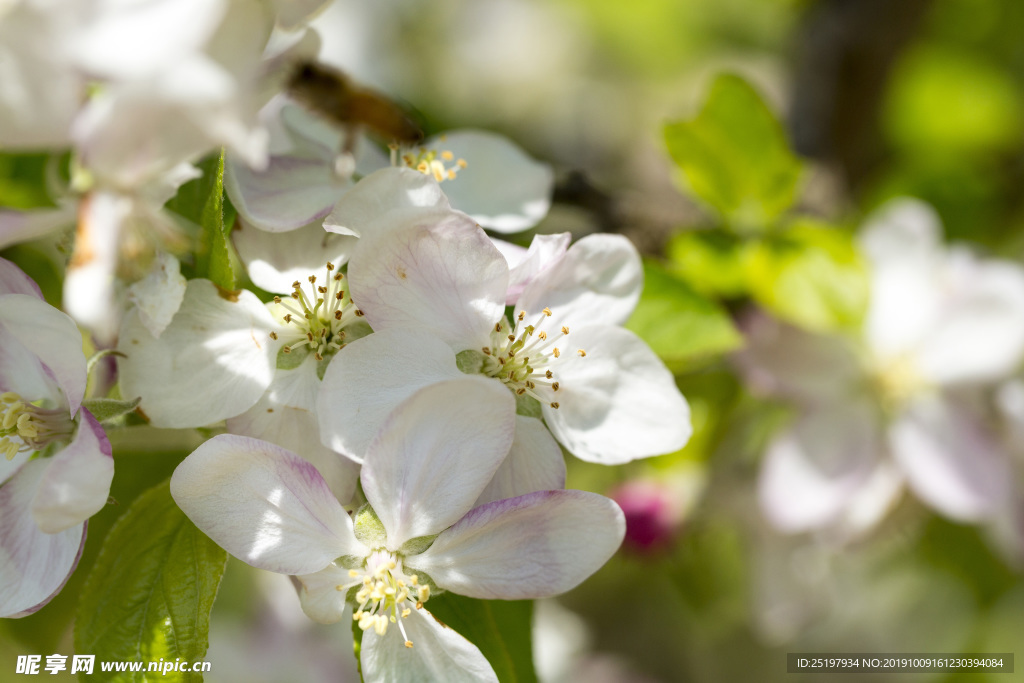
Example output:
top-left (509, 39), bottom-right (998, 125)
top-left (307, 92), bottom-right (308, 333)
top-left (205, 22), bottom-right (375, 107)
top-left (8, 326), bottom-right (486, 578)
top-left (337, 550), bottom-right (431, 648)
top-left (478, 308), bottom-right (586, 410)
top-left (0, 392), bottom-right (75, 460)
top-left (393, 141), bottom-right (467, 183)
top-left (267, 263), bottom-right (363, 361)
top-left (871, 354), bottom-right (927, 414)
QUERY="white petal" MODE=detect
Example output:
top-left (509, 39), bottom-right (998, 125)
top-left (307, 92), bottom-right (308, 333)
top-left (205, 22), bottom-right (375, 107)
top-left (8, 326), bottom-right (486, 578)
top-left (0, 315), bottom-right (62, 408)
top-left (475, 416), bottom-right (565, 506)
top-left (296, 563), bottom-right (351, 624)
top-left (170, 434), bottom-right (366, 574)
top-left (271, 0), bottom-right (332, 30)
top-left (836, 461), bottom-right (904, 537)
top-left (317, 328), bottom-right (463, 460)
top-left (227, 359), bottom-right (359, 505)
top-left (0, 459), bottom-right (86, 618)
top-left (362, 378), bottom-right (515, 549)
top-left (31, 410), bottom-right (113, 534)
top-left (733, 312), bottom-right (862, 404)
top-left (915, 254), bottom-right (1024, 385)
top-left (224, 147), bottom-right (349, 233)
top-left (72, 0), bottom-right (228, 82)
top-left (0, 206), bottom-right (76, 250)
top-left (408, 490), bottom-right (624, 600)
top-left (518, 234), bottom-right (642, 328)
top-left (233, 220), bottom-right (357, 293)
top-left (126, 251), bottom-right (187, 338)
top-left (890, 394), bottom-right (1012, 522)
top-left (117, 279), bottom-right (281, 427)
top-left (430, 129), bottom-right (553, 233)
top-left (323, 167), bottom-right (449, 238)
top-left (495, 232), bottom-right (570, 305)
top-left (361, 607), bottom-right (497, 683)
top-left (0, 294), bottom-right (86, 413)
top-left (542, 326), bottom-right (690, 464)
top-left (859, 198), bottom-right (942, 268)
top-left (758, 399), bottom-right (883, 533)
top-left (348, 211), bottom-right (507, 351)
top-left (63, 191), bottom-right (126, 343)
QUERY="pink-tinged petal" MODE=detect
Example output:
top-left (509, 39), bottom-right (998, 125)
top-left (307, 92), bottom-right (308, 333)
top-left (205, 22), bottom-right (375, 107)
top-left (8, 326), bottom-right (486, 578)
top-left (915, 254), bottom-right (1024, 385)
top-left (0, 459), bottom-right (86, 618)
top-left (0, 452), bottom-right (31, 488)
top-left (317, 328), bottom-right (462, 460)
top-left (495, 232), bottom-right (571, 306)
top-left (758, 398), bottom-right (883, 533)
top-left (431, 129), bottom-right (553, 234)
top-left (228, 360), bottom-right (359, 505)
top-left (0, 206), bottom-right (76, 250)
top-left (518, 234), bottom-right (642, 328)
top-left (224, 147), bottom-right (350, 233)
top-left (475, 416), bottom-right (565, 506)
top-left (348, 212), bottom-right (507, 351)
top-left (31, 410), bottom-right (113, 534)
top-left (733, 312), bottom-right (862, 405)
top-left (0, 316), bottom-right (63, 407)
top-left (170, 434), bottom-right (366, 575)
top-left (323, 167), bottom-right (449, 238)
top-left (361, 607), bottom-right (497, 683)
top-left (835, 461), bottom-right (904, 537)
top-left (408, 490), bottom-right (624, 600)
top-left (117, 279), bottom-right (281, 428)
top-left (63, 191), bottom-right (127, 344)
top-left (0, 257), bottom-right (42, 298)
top-left (126, 251), bottom-right (187, 338)
top-left (542, 326), bottom-right (690, 464)
top-left (362, 378), bottom-right (515, 549)
top-left (890, 394), bottom-right (1012, 522)
top-left (296, 563), bottom-right (351, 624)
top-left (0, 294), bottom-right (86, 413)
top-left (233, 220), bottom-right (358, 293)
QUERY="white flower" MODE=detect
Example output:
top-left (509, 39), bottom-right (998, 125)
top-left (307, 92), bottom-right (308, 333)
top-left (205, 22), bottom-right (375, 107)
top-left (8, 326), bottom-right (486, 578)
top-left (117, 262), bottom-right (362, 502)
top-left (740, 199), bottom-right (1024, 534)
top-left (171, 379), bottom-right (624, 683)
top-left (225, 97), bottom-right (554, 234)
top-left (316, 169), bottom-right (688, 503)
top-left (0, 258), bottom-right (113, 618)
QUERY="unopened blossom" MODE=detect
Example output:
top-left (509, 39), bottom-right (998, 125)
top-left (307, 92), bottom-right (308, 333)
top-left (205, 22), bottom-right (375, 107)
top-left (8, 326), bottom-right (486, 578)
top-left (172, 379), bottom-right (624, 683)
top-left (316, 169), bottom-right (688, 503)
top-left (117, 256), bottom-right (362, 501)
top-left (0, 258), bottom-right (113, 618)
top-left (739, 199), bottom-right (1024, 535)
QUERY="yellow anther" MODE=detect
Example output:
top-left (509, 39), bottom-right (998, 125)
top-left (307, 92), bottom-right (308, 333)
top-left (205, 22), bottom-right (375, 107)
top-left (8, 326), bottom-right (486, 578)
top-left (561, 326), bottom-right (569, 335)
top-left (550, 402), bottom-right (560, 409)
top-left (441, 150), bottom-right (454, 161)
top-left (577, 349), bottom-right (586, 357)
top-left (543, 307), bottom-right (552, 316)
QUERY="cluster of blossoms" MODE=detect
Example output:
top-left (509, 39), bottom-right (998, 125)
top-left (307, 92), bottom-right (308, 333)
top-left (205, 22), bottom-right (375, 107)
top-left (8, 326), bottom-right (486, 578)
top-left (0, 3), bottom-right (691, 679)
top-left (738, 199), bottom-right (1024, 540)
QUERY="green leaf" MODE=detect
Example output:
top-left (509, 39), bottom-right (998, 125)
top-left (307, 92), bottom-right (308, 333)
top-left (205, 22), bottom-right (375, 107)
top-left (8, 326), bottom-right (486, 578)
top-left (81, 396), bottom-right (141, 423)
top-left (425, 594), bottom-right (536, 683)
top-left (75, 480), bottom-right (228, 682)
top-left (626, 260), bottom-right (742, 366)
top-left (166, 150), bottom-right (235, 291)
top-left (665, 229), bottom-right (748, 298)
top-left (664, 73), bottom-right (802, 230)
top-left (744, 219), bottom-right (869, 333)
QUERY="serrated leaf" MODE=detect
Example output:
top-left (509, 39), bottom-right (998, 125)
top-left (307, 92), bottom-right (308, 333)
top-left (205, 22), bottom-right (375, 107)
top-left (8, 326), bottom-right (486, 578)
top-left (664, 73), bottom-right (802, 231)
top-left (75, 480), bottom-right (227, 683)
top-left (81, 396), bottom-right (141, 423)
top-left (425, 594), bottom-right (536, 683)
top-left (626, 260), bottom-right (742, 365)
top-left (744, 219), bottom-right (869, 332)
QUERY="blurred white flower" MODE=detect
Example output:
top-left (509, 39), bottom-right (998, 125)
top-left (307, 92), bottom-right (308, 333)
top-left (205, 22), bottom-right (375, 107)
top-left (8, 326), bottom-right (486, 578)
top-left (740, 199), bottom-right (1024, 535)
top-left (171, 379), bottom-right (624, 683)
top-left (0, 258), bottom-right (113, 618)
